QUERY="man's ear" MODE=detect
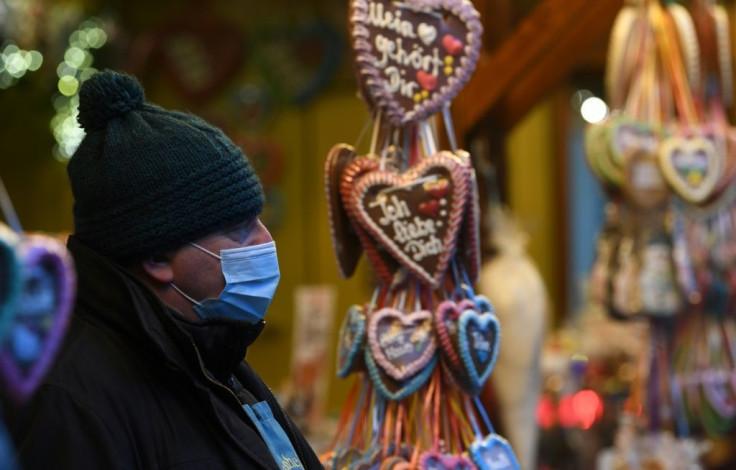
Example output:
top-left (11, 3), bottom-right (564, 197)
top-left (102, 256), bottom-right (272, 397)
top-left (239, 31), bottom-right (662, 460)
top-left (139, 253), bottom-right (174, 285)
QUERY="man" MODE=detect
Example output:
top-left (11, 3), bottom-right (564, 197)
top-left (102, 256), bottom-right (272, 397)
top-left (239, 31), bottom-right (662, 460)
top-left (4, 70), bottom-right (322, 469)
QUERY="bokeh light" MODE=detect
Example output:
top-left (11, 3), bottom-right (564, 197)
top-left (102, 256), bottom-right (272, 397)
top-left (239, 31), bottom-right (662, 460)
top-left (51, 17), bottom-right (107, 161)
top-left (580, 96), bottom-right (609, 124)
top-left (0, 41), bottom-right (43, 87)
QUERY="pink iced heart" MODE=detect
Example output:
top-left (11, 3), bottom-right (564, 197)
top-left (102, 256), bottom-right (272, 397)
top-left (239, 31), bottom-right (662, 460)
top-left (368, 307), bottom-right (436, 381)
top-left (442, 34), bottom-right (463, 55)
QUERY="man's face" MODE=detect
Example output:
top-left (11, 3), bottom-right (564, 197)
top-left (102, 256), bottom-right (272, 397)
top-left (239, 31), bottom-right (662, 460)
top-left (167, 218), bottom-right (273, 321)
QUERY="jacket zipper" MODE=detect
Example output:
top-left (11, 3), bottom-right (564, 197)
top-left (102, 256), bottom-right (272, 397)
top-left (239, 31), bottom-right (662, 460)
top-left (188, 340), bottom-right (274, 469)
top-left (189, 340), bottom-right (309, 468)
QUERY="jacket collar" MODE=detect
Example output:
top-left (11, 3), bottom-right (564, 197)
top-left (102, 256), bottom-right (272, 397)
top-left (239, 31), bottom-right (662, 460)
top-left (66, 235), bottom-right (263, 380)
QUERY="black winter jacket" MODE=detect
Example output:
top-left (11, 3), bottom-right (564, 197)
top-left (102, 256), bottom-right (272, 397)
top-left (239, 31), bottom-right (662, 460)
top-left (3, 236), bottom-right (323, 469)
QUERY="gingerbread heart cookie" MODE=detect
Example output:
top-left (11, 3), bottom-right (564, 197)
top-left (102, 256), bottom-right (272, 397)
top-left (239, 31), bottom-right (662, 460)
top-left (0, 235), bottom-right (76, 403)
top-left (347, 152), bottom-right (469, 287)
top-left (336, 304), bottom-right (367, 378)
top-left (659, 134), bottom-right (721, 204)
top-left (469, 434), bottom-right (520, 470)
top-left (458, 308), bottom-right (500, 392)
top-left (365, 345), bottom-right (436, 401)
top-left (341, 156), bottom-right (401, 284)
top-left (367, 307), bottom-right (436, 380)
top-left (326, 144), bottom-right (364, 279)
top-left (350, 0), bottom-right (482, 126)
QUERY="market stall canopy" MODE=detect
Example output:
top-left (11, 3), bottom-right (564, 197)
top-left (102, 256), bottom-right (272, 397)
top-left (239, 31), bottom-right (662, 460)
top-left (453, 0), bottom-right (624, 139)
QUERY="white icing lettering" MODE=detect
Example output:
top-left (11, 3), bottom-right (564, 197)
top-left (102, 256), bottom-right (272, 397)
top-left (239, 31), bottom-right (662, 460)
top-left (370, 194), bottom-right (411, 225)
top-left (385, 343), bottom-right (414, 361)
top-left (405, 235), bottom-right (443, 262)
top-left (472, 331), bottom-right (490, 352)
top-left (393, 216), bottom-right (436, 244)
top-left (367, 2), bottom-right (416, 38)
top-left (375, 35), bottom-right (443, 76)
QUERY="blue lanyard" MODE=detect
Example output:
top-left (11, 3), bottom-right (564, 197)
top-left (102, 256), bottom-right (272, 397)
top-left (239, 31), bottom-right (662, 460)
top-left (242, 401), bottom-right (303, 470)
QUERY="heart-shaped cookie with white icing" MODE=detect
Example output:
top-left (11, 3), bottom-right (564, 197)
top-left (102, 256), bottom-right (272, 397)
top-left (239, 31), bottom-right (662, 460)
top-left (336, 304), bottom-right (367, 378)
top-left (347, 152), bottom-right (469, 287)
top-left (367, 307), bottom-right (436, 380)
top-left (458, 307), bottom-right (500, 392)
top-left (659, 134), bottom-right (721, 204)
top-left (341, 156), bottom-right (401, 284)
top-left (350, 0), bottom-right (482, 126)
top-left (0, 235), bottom-right (76, 403)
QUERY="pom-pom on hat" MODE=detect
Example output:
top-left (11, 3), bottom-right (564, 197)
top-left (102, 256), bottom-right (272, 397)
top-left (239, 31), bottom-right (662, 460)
top-left (67, 70), bottom-right (264, 263)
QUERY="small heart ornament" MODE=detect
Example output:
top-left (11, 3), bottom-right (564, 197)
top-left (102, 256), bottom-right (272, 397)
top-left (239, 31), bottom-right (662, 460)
top-left (365, 344), bottom-right (437, 401)
top-left (325, 144), bottom-right (364, 279)
top-left (659, 134), bottom-right (721, 204)
top-left (350, 0), bottom-right (482, 126)
top-left (434, 299), bottom-right (475, 369)
top-left (469, 434), bottom-right (520, 470)
top-left (336, 305), bottom-right (367, 378)
top-left (0, 235), bottom-right (76, 403)
top-left (458, 308), bottom-right (500, 392)
top-left (348, 152), bottom-right (469, 287)
top-left (608, 118), bottom-right (660, 166)
top-left (419, 450), bottom-right (476, 470)
top-left (368, 307), bottom-right (436, 380)
top-left (434, 299), bottom-right (479, 394)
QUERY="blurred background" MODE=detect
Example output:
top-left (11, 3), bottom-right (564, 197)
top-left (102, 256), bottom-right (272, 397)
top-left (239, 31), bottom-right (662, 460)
top-left (4, 0), bottom-right (736, 468)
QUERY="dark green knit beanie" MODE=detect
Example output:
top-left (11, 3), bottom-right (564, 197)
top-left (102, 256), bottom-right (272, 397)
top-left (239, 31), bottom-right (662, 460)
top-left (67, 70), bottom-right (264, 263)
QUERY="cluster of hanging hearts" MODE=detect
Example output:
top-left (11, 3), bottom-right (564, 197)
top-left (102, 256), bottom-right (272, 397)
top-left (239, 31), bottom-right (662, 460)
top-left (587, 0), bottom-right (736, 442)
top-left (321, 0), bottom-right (520, 468)
top-left (0, 223), bottom-right (75, 404)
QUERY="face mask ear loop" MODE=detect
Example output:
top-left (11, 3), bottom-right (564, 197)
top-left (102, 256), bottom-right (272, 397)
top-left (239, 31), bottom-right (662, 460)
top-left (189, 242), bottom-right (221, 260)
top-left (170, 283), bottom-right (202, 306)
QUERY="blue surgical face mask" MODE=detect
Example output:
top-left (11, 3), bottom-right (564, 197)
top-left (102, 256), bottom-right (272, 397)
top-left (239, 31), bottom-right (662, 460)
top-left (171, 241), bottom-right (280, 323)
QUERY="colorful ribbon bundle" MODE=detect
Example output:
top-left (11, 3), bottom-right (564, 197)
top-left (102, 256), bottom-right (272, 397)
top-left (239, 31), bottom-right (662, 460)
top-left (587, 0), bottom-right (736, 456)
top-left (322, 0), bottom-right (520, 468)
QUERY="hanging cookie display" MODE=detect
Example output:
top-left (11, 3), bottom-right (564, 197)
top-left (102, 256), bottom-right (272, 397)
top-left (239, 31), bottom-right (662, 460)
top-left (587, 0), bottom-right (736, 461)
top-left (323, 0), bottom-right (519, 467)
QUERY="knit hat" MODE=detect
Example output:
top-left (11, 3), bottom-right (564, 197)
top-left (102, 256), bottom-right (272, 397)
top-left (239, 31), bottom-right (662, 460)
top-left (67, 70), bottom-right (264, 263)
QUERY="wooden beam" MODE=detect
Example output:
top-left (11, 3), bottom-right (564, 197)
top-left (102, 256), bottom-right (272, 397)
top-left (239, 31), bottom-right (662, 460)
top-left (497, 0), bottom-right (623, 128)
top-left (453, 0), bottom-right (624, 138)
